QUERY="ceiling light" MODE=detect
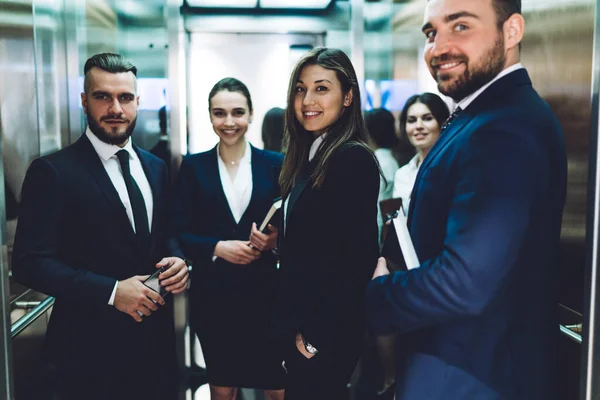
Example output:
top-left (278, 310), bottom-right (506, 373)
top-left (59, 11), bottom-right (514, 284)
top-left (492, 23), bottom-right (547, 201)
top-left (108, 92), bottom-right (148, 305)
top-left (259, 0), bottom-right (333, 9)
top-left (186, 0), bottom-right (258, 8)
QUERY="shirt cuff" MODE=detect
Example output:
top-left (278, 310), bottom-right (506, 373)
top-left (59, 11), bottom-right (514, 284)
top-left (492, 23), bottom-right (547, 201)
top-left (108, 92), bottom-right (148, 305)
top-left (108, 281), bottom-right (118, 305)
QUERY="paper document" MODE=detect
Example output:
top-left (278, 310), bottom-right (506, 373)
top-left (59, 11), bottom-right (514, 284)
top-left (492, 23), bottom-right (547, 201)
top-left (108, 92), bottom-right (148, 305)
top-left (391, 212), bottom-right (420, 270)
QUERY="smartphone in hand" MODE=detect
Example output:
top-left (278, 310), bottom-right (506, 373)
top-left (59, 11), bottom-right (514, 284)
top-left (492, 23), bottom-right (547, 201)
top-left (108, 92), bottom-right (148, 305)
top-left (137, 267), bottom-right (168, 317)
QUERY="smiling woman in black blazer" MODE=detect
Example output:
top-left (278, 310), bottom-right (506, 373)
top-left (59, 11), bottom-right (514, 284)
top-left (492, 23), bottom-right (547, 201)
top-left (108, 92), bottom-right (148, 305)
top-left (266, 47), bottom-right (380, 399)
top-left (173, 78), bottom-right (284, 400)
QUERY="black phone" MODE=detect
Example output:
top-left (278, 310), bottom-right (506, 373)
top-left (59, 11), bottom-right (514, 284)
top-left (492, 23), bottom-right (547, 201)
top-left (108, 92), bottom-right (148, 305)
top-left (137, 267), bottom-right (168, 317)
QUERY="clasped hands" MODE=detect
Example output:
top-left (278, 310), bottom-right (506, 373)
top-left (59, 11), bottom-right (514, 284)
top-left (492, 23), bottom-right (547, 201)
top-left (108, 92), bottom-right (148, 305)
top-left (213, 223), bottom-right (278, 265)
top-left (114, 257), bottom-right (189, 322)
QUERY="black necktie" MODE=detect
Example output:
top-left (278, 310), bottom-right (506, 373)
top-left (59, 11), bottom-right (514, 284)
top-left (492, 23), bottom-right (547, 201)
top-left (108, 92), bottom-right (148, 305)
top-left (116, 150), bottom-right (150, 237)
top-left (440, 106), bottom-right (462, 131)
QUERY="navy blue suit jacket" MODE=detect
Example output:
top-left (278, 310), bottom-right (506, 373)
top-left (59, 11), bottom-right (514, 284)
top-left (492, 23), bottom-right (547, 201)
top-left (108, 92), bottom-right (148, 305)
top-left (12, 134), bottom-right (182, 388)
top-left (367, 69), bottom-right (567, 399)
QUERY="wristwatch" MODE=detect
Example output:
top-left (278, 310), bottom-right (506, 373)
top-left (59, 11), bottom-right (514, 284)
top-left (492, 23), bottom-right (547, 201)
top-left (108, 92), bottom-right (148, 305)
top-left (302, 335), bottom-right (319, 355)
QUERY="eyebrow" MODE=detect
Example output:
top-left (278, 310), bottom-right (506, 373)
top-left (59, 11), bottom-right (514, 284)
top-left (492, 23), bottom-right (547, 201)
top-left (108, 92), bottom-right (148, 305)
top-left (296, 79), bottom-right (333, 84)
top-left (421, 11), bottom-right (480, 32)
top-left (212, 107), bottom-right (246, 111)
top-left (91, 90), bottom-right (135, 97)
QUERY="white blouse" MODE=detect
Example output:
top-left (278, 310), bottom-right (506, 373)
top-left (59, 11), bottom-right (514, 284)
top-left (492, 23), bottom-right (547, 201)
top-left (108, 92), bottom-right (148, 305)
top-left (217, 140), bottom-right (253, 224)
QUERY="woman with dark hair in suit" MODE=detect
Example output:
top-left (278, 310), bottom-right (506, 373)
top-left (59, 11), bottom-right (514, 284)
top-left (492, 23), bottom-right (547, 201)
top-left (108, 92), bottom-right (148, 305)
top-left (393, 92), bottom-right (450, 215)
top-left (265, 47), bottom-right (380, 399)
top-left (173, 77), bottom-right (285, 400)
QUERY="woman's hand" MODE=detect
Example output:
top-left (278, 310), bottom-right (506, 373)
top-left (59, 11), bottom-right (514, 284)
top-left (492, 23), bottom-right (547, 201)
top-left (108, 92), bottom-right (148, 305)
top-left (295, 333), bottom-right (316, 359)
top-left (214, 240), bottom-right (261, 265)
top-left (249, 223), bottom-right (278, 251)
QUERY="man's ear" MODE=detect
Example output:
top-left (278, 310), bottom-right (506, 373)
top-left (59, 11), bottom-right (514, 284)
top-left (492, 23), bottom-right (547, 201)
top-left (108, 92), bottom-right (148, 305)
top-left (343, 90), bottom-right (353, 107)
top-left (504, 13), bottom-right (524, 51)
top-left (81, 93), bottom-right (88, 114)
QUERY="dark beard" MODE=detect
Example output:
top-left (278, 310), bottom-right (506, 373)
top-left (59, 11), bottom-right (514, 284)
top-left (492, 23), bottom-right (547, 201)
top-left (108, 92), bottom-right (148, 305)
top-left (435, 35), bottom-right (506, 102)
top-left (87, 114), bottom-right (136, 146)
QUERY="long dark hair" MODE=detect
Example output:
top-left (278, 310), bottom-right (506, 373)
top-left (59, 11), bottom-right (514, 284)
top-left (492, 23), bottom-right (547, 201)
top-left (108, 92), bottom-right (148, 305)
top-left (280, 47), bottom-right (374, 197)
top-left (399, 92), bottom-right (450, 140)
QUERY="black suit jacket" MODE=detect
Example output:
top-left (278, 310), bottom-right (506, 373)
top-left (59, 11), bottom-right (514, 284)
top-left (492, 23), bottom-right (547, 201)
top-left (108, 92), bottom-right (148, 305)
top-left (173, 145), bottom-right (283, 266)
top-left (271, 143), bottom-right (380, 378)
top-left (12, 134), bottom-right (182, 387)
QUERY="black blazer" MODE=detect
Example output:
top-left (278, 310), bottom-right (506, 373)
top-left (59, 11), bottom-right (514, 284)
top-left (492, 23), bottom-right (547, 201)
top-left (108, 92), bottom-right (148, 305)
top-left (12, 134), bottom-right (182, 378)
top-left (272, 143), bottom-right (380, 375)
top-left (173, 145), bottom-right (283, 268)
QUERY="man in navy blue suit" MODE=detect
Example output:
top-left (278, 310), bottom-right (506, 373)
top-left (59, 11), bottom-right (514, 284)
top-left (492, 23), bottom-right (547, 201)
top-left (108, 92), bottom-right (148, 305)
top-left (12, 53), bottom-right (189, 399)
top-left (366, 1), bottom-right (567, 399)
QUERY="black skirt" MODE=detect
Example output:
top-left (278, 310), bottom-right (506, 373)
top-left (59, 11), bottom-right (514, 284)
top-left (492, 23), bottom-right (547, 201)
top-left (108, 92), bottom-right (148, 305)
top-left (190, 260), bottom-right (286, 389)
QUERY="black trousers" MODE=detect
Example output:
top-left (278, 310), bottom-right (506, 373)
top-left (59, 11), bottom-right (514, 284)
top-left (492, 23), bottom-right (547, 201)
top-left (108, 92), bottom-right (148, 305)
top-left (283, 346), bottom-right (351, 400)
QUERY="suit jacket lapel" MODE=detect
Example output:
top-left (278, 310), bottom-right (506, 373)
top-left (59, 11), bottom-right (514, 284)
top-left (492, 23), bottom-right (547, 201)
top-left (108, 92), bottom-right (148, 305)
top-left (76, 135), bottom-right (135, 237)
top-left (285, 163), bottom-right (312, 231)
top-left (239, 146), bottom-right (267, 228)
top-left (134, 145), bottom-right (161, 253)
top-left (407, 68), bottom-right (533, 226)
top-left (207, 146), bottom-right (238, 228)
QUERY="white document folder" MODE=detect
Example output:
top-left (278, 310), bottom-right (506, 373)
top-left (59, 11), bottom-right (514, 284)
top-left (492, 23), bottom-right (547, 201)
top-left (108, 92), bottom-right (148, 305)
top-left (391, 212), bottom-right (420, 270)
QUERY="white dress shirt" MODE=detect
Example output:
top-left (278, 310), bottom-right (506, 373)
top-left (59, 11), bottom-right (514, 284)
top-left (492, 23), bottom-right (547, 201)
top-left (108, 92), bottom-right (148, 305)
top-left (393, 154), bottom-right (420, 216)
top-left (457, 63), bottom-right (524, 111)
top-left (283, 133), bottom-right (326, 234)
top-left (85, 128), bottom-right (154, 305)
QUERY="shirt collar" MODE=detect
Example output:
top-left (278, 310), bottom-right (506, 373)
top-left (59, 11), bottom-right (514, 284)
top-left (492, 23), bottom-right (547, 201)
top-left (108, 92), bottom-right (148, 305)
top-left (309, 133), bottom-right (327, 162)
top-left (408, 154), bottom-right (420, 169)
top-left (457, 63), bottom-right (524, 111)
top-left (85, 127), bottom-right (136, 161)
top-left (217, 139), bottom-right (252, 165)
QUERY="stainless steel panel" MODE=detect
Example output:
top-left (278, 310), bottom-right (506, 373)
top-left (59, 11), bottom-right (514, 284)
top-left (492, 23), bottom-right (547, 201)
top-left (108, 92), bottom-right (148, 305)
top-left (581, 0), bottom-right (600, 398)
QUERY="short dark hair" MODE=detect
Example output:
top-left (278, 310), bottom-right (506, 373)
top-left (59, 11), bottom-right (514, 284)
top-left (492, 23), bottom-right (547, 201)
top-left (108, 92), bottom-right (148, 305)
top-left (365, 108), bottom-right (398, 149)
top-left (492, 0), bottom-right (521, 29)
top-left (83, 53), bottom-right (137, 93)
top-left (208, 77), bottom-right (253, 113)
top-left (399, 93), bottom-right (450, 140)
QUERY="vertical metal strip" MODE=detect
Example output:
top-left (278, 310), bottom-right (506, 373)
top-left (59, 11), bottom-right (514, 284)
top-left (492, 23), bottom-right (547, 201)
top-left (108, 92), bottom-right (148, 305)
top-left (0, 0), bottom-right (14, 389)
top-left (581, 1), bottom-right (600, 399)
top-left (166, 0), bottom-right (187, 178)
top-left (350, 0), bottom-right (365, 109)
top-left (0, 123), bottom-right (14, 400)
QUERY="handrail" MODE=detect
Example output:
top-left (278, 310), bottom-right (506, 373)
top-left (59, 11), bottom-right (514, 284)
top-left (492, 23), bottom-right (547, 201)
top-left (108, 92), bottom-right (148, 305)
top-left (10, 296), bottom-right (54, 338)
top-left (9, 288), bottom-right (34, 306)
top-left (560, 323), bottom-right (583, 344)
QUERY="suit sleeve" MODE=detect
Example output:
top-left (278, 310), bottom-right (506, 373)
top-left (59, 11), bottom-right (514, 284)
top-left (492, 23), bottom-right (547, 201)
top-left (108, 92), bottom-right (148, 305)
top-left (302, 145), bottom-right (380, 355)
top-left (366, 128), bottom-right (546, 334)
top-left (172, 158), bottom-right (221, 264)
top-left (12, 158), bottom-right (116, 305)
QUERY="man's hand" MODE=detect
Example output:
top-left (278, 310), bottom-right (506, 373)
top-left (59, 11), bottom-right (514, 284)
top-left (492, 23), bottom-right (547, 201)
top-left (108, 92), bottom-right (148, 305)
top-left (295, 333), bottom-right (316, 359)
top-left (214, 240), bottom-right (261, 265)
top-left (113, 276), bottom-right (165, 322)
top-left (249, 223), bottom-right (278, 251)
top-left (372, 257), bottom-right (390, 280)
top-left (157, 257), bottom-right (189, 294)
